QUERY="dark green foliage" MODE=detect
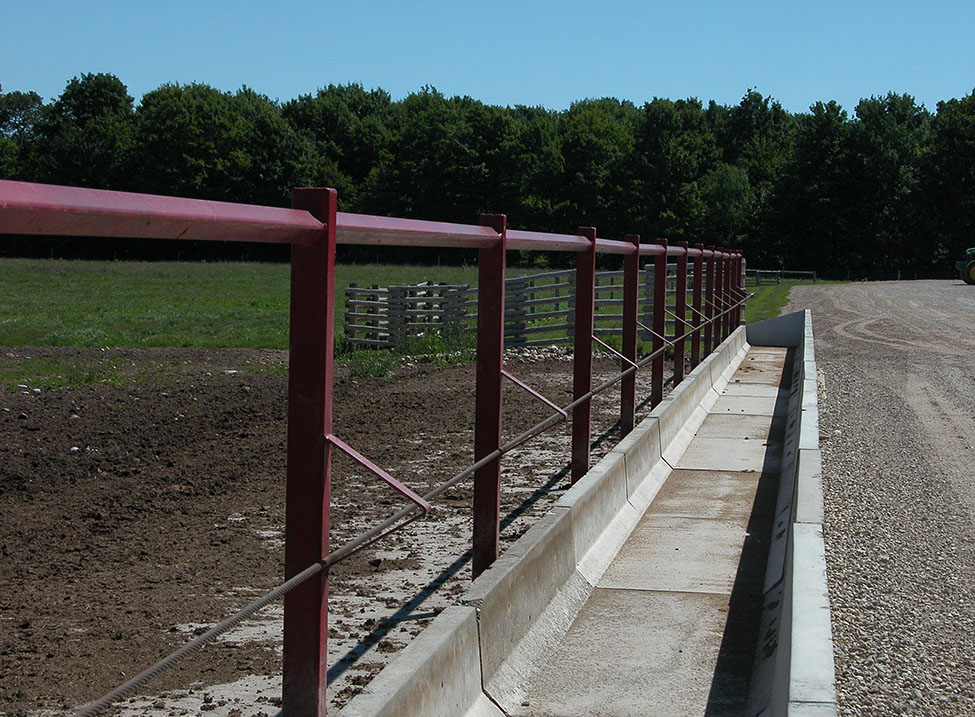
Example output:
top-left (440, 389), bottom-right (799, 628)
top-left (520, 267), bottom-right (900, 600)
top-left (2, 75), bottom-right (973, 277)
top-left (132, 83), bottom-right (314, 205)
top-left (922, 91), bottom-right (975, 267)
top-left (23, 73), bottom-right (135, 189)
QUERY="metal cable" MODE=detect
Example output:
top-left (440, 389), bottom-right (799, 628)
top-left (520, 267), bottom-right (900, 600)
top-left (77, 292), bottom-right (751, 715)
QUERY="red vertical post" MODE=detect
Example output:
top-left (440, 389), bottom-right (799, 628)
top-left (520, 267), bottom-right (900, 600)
top-left (735, 251), bottom-right (744, 325)
top-left (472, 214), bottom-right (507, 580)
top-left (571, 227), bottom-right (597, 483)
top-left (284, 187), bottom-right (336, 717)
top-left (714, 247), bottom-right (726, 346)
top-left (620, 233), bottom-right (640, 435)
top-left (673, 242), bottom-right (688, 386)
top-left (691, 243), bottom-right (704, 368)
top-left (651, 238), bottom-right (667, 407)
top-left (724, 250), bottom-right (734, 337)
top-left (704, 245), bottom-right (715, 356)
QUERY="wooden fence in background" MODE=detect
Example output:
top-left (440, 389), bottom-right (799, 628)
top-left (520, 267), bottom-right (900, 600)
top-left (344, 267), bottom-right (697, 349)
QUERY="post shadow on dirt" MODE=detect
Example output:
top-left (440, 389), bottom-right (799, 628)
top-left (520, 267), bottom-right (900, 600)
top-left (703, 349), bottom-right (793, 715)
top-left (329, 372), bottom-right (668, 685)
top-left (327, 454), bottom-right (573, 684)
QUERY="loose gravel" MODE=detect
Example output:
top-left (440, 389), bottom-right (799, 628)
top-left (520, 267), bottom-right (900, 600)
top-left (786, 281), bottom-right (975, 716)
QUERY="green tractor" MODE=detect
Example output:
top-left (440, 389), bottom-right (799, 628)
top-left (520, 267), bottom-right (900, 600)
top-left (958, 247), bottom-right (975, 285)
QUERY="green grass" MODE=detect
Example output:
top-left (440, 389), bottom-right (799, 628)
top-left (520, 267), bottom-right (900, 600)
top-left (0, 355), bottom-right (126, 390)
top-left (743, 279), bottom-right (827, 324)
top-left (0, 259), bottom-right (833, 388)
top-left (0, 258), bottom-right (511, 351)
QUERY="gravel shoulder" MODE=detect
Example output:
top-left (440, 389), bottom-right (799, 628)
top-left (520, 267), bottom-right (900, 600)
top-left (785, 280), bottom-right (975, 715)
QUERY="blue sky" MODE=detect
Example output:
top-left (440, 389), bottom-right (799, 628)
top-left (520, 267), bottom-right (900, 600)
top-left (3, 0), bottom-right (973, 114)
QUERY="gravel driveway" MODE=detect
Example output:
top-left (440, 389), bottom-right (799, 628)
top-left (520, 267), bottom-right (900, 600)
top-left (785, 280), bottom-right (975, 715)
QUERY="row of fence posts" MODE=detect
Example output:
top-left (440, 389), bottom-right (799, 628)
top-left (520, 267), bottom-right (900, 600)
top-left (343, 266), bottom-right (739, 349)
top-left (0, 178), bottom-right (747, 717)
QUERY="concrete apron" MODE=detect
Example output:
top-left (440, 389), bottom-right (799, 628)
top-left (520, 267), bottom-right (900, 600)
top-left (340, 315), bottom-right (833, 717)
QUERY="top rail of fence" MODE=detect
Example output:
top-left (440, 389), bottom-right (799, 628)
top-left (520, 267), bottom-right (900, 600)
top-left (0, 180), bottom-right (743, 265)
top-left (336, 211), bottom-right (501, 248)
top-left (0, 179), bottom-right (325, 245)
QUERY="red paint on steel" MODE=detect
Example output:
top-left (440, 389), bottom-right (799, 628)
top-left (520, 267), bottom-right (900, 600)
top-left (637, 243), bottom-right (667, 256)
top-left (651, 238), bottom-right (668, 407)
top-left (0, 179), bottom-right (323, 245)
top-left (472, 214), bottom-right (507, 579)
top-left (571, 227), bottom-right (597, 483)
top-left (502, 369), bottom-right (567, 418)
top-left (325, 434), bottom-right (432, 513)
top-left (336, 211), bottom-right (500, 248)
top-left (736, 251), bottom-right (745, 326)
top-left (674, 242), bottom-right (688, 386)
top-left (723, 250), bottom-right (734, 339)
top-left (620, 233), bottom-right (640, 435)
top-left (506, 227), bottom-right (590, 252)
top-left (704, 246), bottom-right (716, 352)
top-left (594, 237), bottom-right (638, 255)
top-left (284, 188), bottom-right (336, 717)
top-left (691, 243), bottom-right (705, 368)
top-left (714, 247), bottom-right (726, 346)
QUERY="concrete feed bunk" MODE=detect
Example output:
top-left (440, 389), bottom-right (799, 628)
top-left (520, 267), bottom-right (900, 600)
top-left (341, 311), bottom-right (834, 717)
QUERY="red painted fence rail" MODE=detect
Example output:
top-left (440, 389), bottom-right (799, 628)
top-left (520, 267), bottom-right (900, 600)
top-left (0, 180), bottom-right (747, 716)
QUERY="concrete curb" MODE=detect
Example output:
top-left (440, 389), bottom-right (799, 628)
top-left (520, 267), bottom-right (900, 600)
top-left (339, 326), bottom-right (749, 716)
top-left (746, 310), bottom-right (837, 717)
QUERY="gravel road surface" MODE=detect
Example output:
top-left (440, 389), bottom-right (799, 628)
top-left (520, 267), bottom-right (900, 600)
top-left (785, 280), bottom-right (975, 715)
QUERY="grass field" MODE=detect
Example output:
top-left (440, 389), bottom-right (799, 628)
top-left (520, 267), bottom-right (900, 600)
top-left (743, 279), bottom-right (821, 324)
top-left (0, 259), bottom-right (506, 351)
top-left (0, 258), bottom-right (815, 384)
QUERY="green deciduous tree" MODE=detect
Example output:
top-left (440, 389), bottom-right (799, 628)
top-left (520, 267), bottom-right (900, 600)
top-left (922, 90), bottom-right (975, 270)
top-left (632, 98), bottom-right (718, 243)
top-left (132, 83), bottom-right (313, 205)
top-left (26, 73), bottom-right (135, 188)
top-left (846, 93), bottom-right (931, 275)
top-left (282, 83), bottom-right (393, 210)
top-left (768, 100), bottom-right (853, 273)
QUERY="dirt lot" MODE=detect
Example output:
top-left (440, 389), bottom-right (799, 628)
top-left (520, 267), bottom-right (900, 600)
top-left (0, 346), bottom-right (647, 715)
top-left (786, 280), bottom-right (975, 715)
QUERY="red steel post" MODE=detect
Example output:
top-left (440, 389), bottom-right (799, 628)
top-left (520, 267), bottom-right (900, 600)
top-left (651, 238), bottom-right (667, 407)
top-left (704, 245), bottom-right (716, 353)
top-left (620, 234), bottom-right (640, 436)
top-left (472, 214), bottom-right (507, 579)
top-left (724, 250), bottom-right (735, 337)
top-left (735, 251), bottom-right (745, 325)
top-left (284, 187), bottom-right (336, 717)
top-left (571, 227), bottom-right (597, 483)
top-left (674, 242), bottom-right (688, 386)
top-left (691, 243), bottom-right (704, 368)
top-left (714, 247), bottom-right (726, 346)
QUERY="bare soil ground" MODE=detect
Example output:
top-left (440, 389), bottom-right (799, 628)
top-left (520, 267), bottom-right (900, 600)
top-left (0, 346), bottom-right (653, 715)
top-left (785, 280), bottom-right (975, 715)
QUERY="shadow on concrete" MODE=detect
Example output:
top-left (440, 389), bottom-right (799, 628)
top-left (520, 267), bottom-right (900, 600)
top-left (328, 369), bottom-right (671, 685)
top-left (704, 348), bottom-right (794, 715)
top-left (328, 455), bottom-right (573, 685)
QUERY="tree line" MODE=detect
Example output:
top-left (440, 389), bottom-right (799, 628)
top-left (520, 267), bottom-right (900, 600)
top-left (2, 73), bottom-right (973, 277)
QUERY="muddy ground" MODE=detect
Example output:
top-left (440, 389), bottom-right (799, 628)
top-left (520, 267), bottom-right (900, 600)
top-left (1, 346), bottom-right (654, 715)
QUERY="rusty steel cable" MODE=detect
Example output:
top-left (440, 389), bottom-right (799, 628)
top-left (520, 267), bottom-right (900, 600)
top-left (76, 293), bottom-right (750, 716)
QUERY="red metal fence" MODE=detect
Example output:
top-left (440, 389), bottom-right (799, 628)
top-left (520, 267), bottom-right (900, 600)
top-left (0, 180), bottom-right (746, 715)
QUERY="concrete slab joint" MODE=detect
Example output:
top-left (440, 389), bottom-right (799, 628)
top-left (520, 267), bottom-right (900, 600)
top-left (341, 320), bottom-right (837, 716)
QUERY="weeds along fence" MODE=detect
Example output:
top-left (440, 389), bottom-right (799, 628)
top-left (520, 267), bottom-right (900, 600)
top-left (344, 267), bottom-right (713, 349)
top-left (0, 180), bottom-right (747, 717)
